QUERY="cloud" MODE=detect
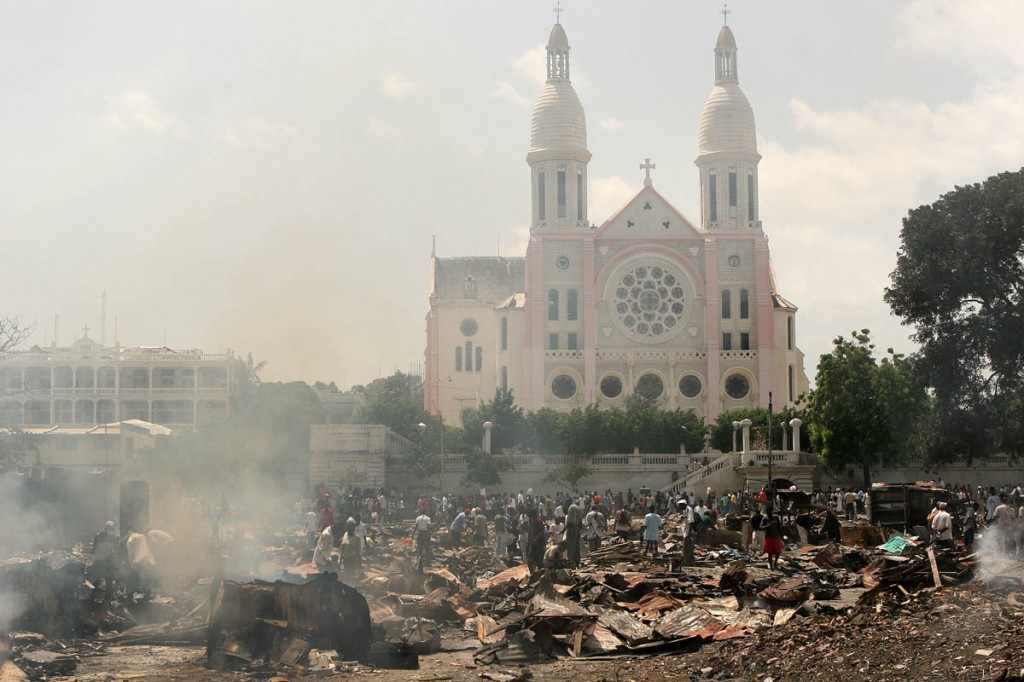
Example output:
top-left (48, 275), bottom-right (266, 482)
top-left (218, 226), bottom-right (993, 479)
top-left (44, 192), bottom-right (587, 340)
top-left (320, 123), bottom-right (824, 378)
top-left (757, 0), bottom-right (1024, 372)
top-left (599, 117), bottom-right (623, 131)
top-left (499, 225), bottom-right (530, 257)
top-left (590, 175), bottom-right (637, 223)
top-left (222, 118), bottom-right (299, 150)
top-left (894, 0), bottom-right (1024, 73)
top-left (103, 90), bottom-right (185, 135)
top-left (489, 82), bottom-right (530, 106)
top-left (368, 116), bottom-right (406, 138)
top-left (512, 45), bottom-right (548, 87)
top-left (380, 70), bottom-right (418, 98)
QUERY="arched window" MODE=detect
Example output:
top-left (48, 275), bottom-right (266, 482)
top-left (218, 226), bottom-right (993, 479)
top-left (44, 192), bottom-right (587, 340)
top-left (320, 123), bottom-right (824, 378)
top-left (787, 316), bottom-right (793, 350)
top-left (465, 341), bottom-right (473, 372)
top-left (576, 172), bottom-right (584, 223)
top-left (721, 290), bottom-right (731, 319)
top-left (455, 346), bottom-right (463, 372)
top-left (708, 171), bottom-right (718, 222)
top-left (500, 317), bottom-right (508, 351)
top-left (567, 289), bottom-right (578, 320)
top-left (557, 170), bottom-right (567, 218)
top-left (501, 366), bottom-right (508, 391)
top-left (475, 346), bottom-right (483, 372)
top-left (538, 171), bottom-right (546, 220)
top-left (739, 289), bottom-right (749, 319)
top-left (747, 169), bottom-right (756, 220)
top-left (788, 365), bottom-right (795, 402)
top-left (548, 289), bottom-right (559, 321)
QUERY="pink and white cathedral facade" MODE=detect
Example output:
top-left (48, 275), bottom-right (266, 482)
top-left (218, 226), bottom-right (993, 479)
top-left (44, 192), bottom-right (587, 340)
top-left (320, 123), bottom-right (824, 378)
top-left (425, 19), bottom-right (809, 426)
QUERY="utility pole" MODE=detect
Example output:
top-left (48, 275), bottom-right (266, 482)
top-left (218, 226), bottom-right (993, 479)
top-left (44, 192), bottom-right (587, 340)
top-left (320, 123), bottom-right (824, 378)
top-left (767, 391), bottom-right (774, 507)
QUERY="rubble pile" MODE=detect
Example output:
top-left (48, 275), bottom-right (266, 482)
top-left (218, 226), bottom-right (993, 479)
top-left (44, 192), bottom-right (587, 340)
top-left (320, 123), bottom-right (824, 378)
top-left (0, 507), bottom-right (1019, 680)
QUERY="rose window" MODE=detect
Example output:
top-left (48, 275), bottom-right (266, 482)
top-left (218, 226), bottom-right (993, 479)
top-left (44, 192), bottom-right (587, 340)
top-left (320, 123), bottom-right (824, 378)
top-left (612, 264), bottom-right (686, 338)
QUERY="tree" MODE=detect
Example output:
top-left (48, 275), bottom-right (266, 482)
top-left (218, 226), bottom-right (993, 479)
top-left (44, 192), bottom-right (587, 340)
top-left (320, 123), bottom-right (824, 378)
top-left (709, 405), bottom-right (809, 455)
top-left (543, 462), bottom-right (593, 493)
top-left (463, 448), bottom-right (512, 487)
top-left (461, 389), bottom-right (527, 454)
top-left (407, 415), bottom-right (443, 482)
top-left (885, 169), bottom-right (1024, 460)
top-left (0, 315), bottom-right (33, 354)
top-left (809, 330), bottom-right (928, 488)
top-left (357, 371), bottom-right (429, 440)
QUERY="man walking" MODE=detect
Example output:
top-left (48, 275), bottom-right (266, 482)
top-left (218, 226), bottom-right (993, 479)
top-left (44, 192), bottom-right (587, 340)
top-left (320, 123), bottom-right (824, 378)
top-left (565, 498), bottom-right (583, 567)
top-left (642, 506), bottom-right (661, 557)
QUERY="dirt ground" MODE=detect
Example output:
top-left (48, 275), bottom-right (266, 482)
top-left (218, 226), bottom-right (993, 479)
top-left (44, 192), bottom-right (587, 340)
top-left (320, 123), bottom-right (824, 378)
top-left (53, 579), bottom-right (1024, 682)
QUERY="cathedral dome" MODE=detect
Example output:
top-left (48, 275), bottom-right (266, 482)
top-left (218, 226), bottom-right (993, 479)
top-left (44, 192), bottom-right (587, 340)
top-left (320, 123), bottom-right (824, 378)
top-left (716, 25), bottom-right (737, 49)
top-left (698, 82), bottom-right (757, 155)
top-left (549, 23), bottom-right (569, 49)
top-left (530, 80), bottom-right (587, 153)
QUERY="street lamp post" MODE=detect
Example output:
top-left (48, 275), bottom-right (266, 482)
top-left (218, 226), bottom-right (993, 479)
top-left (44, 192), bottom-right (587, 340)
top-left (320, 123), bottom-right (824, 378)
top-left (680, 426), bottom-right (687, 455)
top-left (418, 417), bottom-right (445, 493)
top-left (482, 421), bottom-right (493, 454)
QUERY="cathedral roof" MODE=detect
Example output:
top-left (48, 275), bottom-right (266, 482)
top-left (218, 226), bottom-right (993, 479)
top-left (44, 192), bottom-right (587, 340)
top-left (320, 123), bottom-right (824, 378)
top-left (698, 83), bottom-right (757, 154)
top-left (530, 81), bottom-right (587, 153)
top-left (549, 23), bottom-right (569, 49)
top-left (432, 257), bottom-right (525, 302)
top-left (529, 22), bottom-right (588, 155)
top-left (698, 23), bottom-right (757, 156)
top-left (716, 25), bottom-right (737, 49)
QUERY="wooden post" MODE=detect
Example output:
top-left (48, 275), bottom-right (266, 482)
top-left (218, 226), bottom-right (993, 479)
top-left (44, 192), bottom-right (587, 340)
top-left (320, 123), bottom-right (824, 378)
top-left (926, 546), bottom-right (942, 589)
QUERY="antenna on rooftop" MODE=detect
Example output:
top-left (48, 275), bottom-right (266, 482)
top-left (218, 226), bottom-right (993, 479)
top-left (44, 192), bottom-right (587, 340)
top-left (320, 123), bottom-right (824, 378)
top-left (101, 290), bottom-right (107, 345)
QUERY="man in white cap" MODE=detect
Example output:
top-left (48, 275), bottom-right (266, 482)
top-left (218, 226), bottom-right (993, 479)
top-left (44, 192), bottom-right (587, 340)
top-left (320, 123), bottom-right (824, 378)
top-left (930, 501), bottom-right (953, 549)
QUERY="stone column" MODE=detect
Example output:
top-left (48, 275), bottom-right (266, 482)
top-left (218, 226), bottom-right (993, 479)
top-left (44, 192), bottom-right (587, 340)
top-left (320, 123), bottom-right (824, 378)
top-left (741, 418), bottom-right (752, 454)
top-left (789, 418), bottom-right (803, 453)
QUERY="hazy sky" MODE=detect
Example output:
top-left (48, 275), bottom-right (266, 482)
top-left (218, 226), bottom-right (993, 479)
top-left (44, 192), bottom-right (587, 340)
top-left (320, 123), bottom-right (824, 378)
top-left (3, 1), bottom-right (1022, 388)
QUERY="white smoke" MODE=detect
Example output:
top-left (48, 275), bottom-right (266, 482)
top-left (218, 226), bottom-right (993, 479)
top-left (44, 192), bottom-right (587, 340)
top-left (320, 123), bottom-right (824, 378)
top-left (976, 524), bottom-right (1021, 584)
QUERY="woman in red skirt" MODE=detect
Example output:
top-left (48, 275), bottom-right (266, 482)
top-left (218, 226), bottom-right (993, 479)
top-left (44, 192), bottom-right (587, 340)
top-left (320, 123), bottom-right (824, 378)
top-left (763, 507), bottom-right (784, 571)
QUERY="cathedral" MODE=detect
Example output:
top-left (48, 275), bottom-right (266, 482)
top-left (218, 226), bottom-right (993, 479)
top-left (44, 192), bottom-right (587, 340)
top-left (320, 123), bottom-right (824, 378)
top-left (424, 17), bottom-right (809, 427)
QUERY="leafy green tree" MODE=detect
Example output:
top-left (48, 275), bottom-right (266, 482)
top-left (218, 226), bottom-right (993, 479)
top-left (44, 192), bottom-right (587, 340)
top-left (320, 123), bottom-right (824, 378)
top-left (543, 462), bottom-right (592, 493)
top-left (809, 331), bottom-right (928, 488)
top-left (463, 448), bottom-right (512, 487)
top-left (461, 389), bottom-right (527, 454)
top-left (525, 407), bottom-right (564, 454)
top-left (357, 371), bottom-right (429, 440)
top-left (709, 405), bottom-right (809, 455)
top-left (406, 415), bottom-right (442, 482)
top-left (885, 169), bottom-right (1024, 460)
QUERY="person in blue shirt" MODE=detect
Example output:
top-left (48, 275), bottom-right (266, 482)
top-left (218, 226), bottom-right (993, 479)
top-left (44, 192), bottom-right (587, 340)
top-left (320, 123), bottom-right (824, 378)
top-left (449, 508), bottom-right (469, 548)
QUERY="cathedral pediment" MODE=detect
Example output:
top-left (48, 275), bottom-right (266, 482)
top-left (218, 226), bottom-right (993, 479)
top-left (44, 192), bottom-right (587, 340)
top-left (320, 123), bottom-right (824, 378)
top-left (595, 186), bottom-right (701, 239)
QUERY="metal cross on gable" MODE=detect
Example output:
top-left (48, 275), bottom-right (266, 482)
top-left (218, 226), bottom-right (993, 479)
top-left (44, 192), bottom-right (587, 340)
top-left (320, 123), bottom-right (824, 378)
top-left (640, 157), bottom-right (656, 186)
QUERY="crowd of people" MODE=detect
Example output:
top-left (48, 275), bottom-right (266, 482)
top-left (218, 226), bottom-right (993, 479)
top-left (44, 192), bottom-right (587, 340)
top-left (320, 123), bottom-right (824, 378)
top-left (301, 480), bottom-right (1024, 583)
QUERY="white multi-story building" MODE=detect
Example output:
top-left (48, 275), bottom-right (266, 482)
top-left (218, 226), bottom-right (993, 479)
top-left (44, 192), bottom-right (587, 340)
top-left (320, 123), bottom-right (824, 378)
top-left (425, 17), bottom-right (810, 426)
top-left (0, 335), bottom-right (236, 429)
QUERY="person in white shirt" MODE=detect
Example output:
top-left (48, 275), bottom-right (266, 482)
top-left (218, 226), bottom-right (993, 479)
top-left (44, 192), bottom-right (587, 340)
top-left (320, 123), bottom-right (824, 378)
top-left (929, 502), bottom-right (953, 549)
top-left (642, 507), bottom-right (661, 556)
top-left (313, 523), bottom-right (338, 574)
top-left (679, 500), bottom-right (695, 566)
top-left (548, 517), bottom-right (565, 544)
top-left (414, 512), bottom-right (432, 566)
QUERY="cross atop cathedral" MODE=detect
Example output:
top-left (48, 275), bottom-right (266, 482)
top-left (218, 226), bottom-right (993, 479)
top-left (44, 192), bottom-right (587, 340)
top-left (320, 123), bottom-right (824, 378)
top-left (82, 324), bottom-right (90, 338)
top-left (553, 0), bottom-right (564, 24)
top-left (640, 158), bottom-right (656, 187)
top-left (721, 2), bottom-right (730, 26)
